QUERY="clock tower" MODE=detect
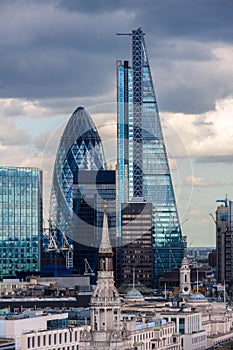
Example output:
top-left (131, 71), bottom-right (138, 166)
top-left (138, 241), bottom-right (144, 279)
top-left (179, 256), bottom-right (191, 295)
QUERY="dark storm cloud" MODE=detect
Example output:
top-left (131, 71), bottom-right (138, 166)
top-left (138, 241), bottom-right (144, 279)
top-left (59, 0), bottom-right (233, 43)
top-left (0, 0), bottom-right (232, 113)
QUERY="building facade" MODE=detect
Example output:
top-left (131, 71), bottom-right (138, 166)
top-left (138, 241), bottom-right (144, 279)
top-left (0, 309), bottom-right (87, 350)
top-left (0, 166), bottom-right (42, 279)
top-left (72, 170), bottom-right (116, 282)
top-left (117, 27), bottom-right (184, 284)
top-left (121, 201), bottom-right (153, 287)
top-left (216, 199), bottom-right (233, 287)
top-left (47, 107), bottom-right (114, 277)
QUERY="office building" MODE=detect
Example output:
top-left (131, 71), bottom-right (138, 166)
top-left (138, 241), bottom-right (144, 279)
top-left (121, 201), bottom-right (153, 287)
top-left (72, 169), bottom-right (116, 282)
top-left (0, 309), bottom-right (89, 350)
top-left (0, 166), bottom-right (42, 279)
top-left (47, 107), bottom-right (116, 278)
top-left (216, 199), bottom-right (233, 288)
top-left (117, 27), bottom-right (184, 284)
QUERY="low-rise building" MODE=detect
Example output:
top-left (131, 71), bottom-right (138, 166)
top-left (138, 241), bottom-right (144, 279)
top-left (131, 319), bottom-right (181, 350)
top-left (0, 310), bottom-right (89, 350)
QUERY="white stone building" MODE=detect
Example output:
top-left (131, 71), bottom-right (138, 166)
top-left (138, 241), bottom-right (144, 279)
top-left (0, 309), bottom-right (88, 350)
top-left (162, 311), bottom-right (207, 350)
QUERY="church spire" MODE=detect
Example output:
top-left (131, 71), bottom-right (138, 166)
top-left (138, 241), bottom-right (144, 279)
top-left (98, 210), bottom-right (114, 273)
top-left (99, 210), bottom-right (113, 254)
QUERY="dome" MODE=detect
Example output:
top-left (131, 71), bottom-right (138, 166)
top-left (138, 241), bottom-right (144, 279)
top-left (124, 288), bottom-right (144, 302)
top-left (189, 293), bottom-right (206, 301)
top-left (126, 289), bottom-right (143, 297)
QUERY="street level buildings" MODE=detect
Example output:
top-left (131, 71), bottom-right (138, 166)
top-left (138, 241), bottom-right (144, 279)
top-left (0, 166), bottom-right (42, 279)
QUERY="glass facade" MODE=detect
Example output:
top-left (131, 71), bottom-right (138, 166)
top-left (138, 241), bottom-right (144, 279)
top-left (117, 28), bottom-right (185, 284)
top-left (47, 107), bottom-right (116, 278)
top-left (50, 107), bottom-right (105, 239)
top-left (72, 170), bottom-right (116, 283)
top-left (121, 201), bottom-right (153, 287)
top-left (0, 166), bottom-right (42, 279)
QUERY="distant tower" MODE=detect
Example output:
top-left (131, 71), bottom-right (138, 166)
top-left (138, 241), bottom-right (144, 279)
top-left (216, 198), bottom-right (233, 288)
top-left (79, 211), bottom-right (131, 349)
top-left (179, 257), bottom-right (191, 295)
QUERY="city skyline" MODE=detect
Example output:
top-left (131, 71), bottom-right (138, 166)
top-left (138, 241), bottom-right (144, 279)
top-left (0, 1), bottom-right (233, 246)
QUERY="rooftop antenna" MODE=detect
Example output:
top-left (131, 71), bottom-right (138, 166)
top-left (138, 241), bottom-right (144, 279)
top-left (216, 195), bottom-right (228, 207)
top-left (133, 268), bottom-right (135, 289)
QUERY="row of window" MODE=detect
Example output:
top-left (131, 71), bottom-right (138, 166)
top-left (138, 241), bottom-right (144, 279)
top-left (27, 330), bottom-right (79, 349)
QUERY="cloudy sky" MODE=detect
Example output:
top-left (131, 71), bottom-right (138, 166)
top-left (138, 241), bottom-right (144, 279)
top-left (0, 0), bottom-right (233, 246)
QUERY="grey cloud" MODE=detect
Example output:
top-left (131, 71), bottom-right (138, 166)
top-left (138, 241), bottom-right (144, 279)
top-left (59, 0), bottom-right (233, 43)
top-left (34, 130), bottom-right (61, 155)
top-left (192, 117), bottom-right (213, 127)
top-left (0, 127), bottom-right (31, 146)
top-left (0, 0), bottom-right (232, 114)
top-left (196, 155), bottom-right (233, 164)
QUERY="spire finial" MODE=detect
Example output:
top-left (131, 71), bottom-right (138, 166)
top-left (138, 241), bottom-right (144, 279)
top-left (99, 210), bottom-right (112, 253)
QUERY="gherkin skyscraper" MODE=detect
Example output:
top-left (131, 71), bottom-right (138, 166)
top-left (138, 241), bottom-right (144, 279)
top-left (45, 107), bottom-right (117, 277)
top-left (50, 106), bottom-right (106, 237)
top-left (117, 28), bottom-right (185, 284)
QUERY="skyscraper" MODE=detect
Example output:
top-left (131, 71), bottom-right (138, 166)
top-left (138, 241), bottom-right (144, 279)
top-left (121, 201), bottom-right (153, 287)
top-left (0, 166), bottom-right (42, 279)
top-left (47, 107), bottom-right (116, 278)
top-left (216, 199), bottom-right (233, 288)
top-left (72, 169), bottom-right (116, 283)
top-left (117, 28), bottom-right (184, 284)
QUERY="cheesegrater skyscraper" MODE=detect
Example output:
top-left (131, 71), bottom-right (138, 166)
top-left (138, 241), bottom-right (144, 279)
top-left (117, 28), bottom-right (185, 285)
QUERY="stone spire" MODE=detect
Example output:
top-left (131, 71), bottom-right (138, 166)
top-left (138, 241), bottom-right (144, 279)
top-left (99, 211), bottom-right (113, 254)
top-left (79, 208), bottom-right (131, 349)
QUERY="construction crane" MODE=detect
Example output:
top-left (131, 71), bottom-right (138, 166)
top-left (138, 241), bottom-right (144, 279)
top-left (43, 219), bottom-right (73, 269)
top-left (84, 259), bottom-right (95, 276)
top-left (210, 213), bottom-right (217, 225)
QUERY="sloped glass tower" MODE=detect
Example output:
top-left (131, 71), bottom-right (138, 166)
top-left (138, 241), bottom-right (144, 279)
top-left (50, 107), bottom-right (106, 235)
top-left (47, 107), bottom-right (110, 276)
top-left (117, 28), bottom-right (185, 284)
